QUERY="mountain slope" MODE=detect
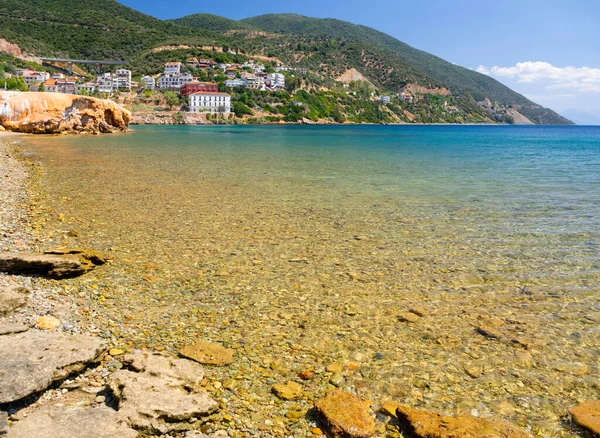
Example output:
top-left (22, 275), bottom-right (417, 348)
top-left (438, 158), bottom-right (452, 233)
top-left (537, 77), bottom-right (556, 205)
top-left (237, 14), bottom-right (571, 124)
top-left (0, 0), bottom-right (223, 60)
top-left (240, 15), bottom-right (520, 104)
top-left (171, 13), bottom-right (256, 33)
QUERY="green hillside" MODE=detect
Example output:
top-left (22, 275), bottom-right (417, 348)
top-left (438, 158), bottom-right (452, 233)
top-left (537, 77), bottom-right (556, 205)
top-left (171, 13), bottom-right (256, 33)
top-left (0, 0), bottom-right (223, 60)
top-left (0, 2), bottom-right (572, 124)
top-left (241, 14), bottom-right (532, 106)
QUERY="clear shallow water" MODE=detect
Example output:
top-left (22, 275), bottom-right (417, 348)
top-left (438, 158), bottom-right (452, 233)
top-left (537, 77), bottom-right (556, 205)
top-left (24, 125), bottom-right (600, 437)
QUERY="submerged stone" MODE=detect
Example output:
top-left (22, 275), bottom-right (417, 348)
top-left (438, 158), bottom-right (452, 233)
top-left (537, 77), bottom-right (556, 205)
top-left (314, 389), bottom-right (374, 438)
top-left (272, 381), bottom-right (303, 400)
top-left (394, 404), bottom-right (530, 438)
top-left (179, 340), bottom-right (234, 366)
top-left (570, 400), bottom-right (600, 435)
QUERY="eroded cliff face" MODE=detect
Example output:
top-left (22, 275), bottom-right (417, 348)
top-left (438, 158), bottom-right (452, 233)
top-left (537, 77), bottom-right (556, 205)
top-left (0, 91), bottom-right (131, 134)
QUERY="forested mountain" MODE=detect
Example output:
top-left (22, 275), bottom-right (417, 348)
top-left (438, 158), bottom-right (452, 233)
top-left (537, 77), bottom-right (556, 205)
top-left (172, 13), bottom-right (256, 33)
top-left (0, 0), bottom-right (572, 124)
top-left (179, 13), bottom-right (572, 124)
top-left (0, 0), bottom-right (219, 59)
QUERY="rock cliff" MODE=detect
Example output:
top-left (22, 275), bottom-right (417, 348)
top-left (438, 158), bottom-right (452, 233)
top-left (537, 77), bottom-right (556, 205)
top-left (0, 91), bottom-right (130, 134)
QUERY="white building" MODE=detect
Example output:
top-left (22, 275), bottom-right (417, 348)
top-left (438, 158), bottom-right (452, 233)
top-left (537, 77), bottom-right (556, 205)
top-left (97, 73), bottom-right (117, 93)
top-left (157, 72), bottom-right (193, 90)
top-left (140, 75), bottom-right (155, 90)
top-left (266, 73), bottom-right (285, 91)
top-left (225, 78), bottom-right (245, 87)
top-left (115, 69), bottom-right (132, 90)
top-left (189, 92), bottom-right (231, 114)
top-left (164, 62), bottom-right (183, 74)
top-left (78, 82), bottom-right (97, 94)
top-left (379, 95), bottom-right (391, 104)
top-left (21, 69), bottom-right (49, 87)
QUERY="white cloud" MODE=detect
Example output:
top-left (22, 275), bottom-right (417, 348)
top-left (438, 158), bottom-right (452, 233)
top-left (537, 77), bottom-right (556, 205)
top-left (476, 61), bottom-right (600, 93)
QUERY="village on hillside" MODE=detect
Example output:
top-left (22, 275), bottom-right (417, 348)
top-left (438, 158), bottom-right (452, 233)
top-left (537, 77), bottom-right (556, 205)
top-left (1, 52), bottom-right (423, 123)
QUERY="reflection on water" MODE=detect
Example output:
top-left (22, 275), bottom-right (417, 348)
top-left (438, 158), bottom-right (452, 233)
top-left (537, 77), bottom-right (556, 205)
top-left (25, 125), bottom-right (600, 436)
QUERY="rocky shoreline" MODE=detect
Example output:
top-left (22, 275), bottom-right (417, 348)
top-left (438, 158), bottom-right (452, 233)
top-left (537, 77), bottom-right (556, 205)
top-left (0, 92), bottom-right (130, 134)
top-left (1, 134), bottom-right (599, 437)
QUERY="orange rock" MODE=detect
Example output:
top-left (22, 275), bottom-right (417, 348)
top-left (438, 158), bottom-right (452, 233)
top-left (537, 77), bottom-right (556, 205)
top-left (179, 340), bottom-right (234, 366)
top-left (0, 91), bottom-right (130, 134)
top-left (35, 315), bottom-right (61, 330)
top-left (347, 362), bottom-right (359, 371)
top-left (570, 400), bottom-right (600, 435)
top-left (314, 389), bottom-right (374, 438)
top-left (395, 404), bottom-right (530, 438)
top-left (298, 369), bottom-right (316, 380)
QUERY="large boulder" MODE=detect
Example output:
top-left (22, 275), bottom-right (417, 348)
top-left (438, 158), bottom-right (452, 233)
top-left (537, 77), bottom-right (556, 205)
top-left (0, 331), bottom-right (105, 404)
top-left (108, 351), bottom-right (218, 434)
top-left (0, 249), bottom-right (108, 279)
top-left (0, 91), bottom-right (130, 134)
top-left (394, 404), bottom-right (530, 438)
top-left (8, 406), bottom-right (137, 438)
top-left (570, 400), bottom-right (600, 435)
top-left (313, 389), bottom-right (375, 438)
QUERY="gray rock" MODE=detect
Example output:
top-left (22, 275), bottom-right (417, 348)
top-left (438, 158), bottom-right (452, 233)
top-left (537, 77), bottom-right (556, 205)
top-left (0, 411), bottom-right (7, 437)
top-left (0, 331), bottom-right (105, 404)
top-left (0, 286), bottom-right (29, 316)
top-left (0, 324), bottom-right (29, 336)
top-left (109, 351), bottom-right (218, 434)
top-left (7, 406), bottom-right (137, 438)
top-left (122, 350), bottom-right (205, 389)
top-left (0, 250), bottom-right (107, 279)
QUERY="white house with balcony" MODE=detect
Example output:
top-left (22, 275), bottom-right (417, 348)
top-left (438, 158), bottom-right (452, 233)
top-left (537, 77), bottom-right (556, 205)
top-left (164, 62), bottom-right (183, 74)
top-left (158, 72), bottom-right (193, 90)
top-left (266, 73), bottom-right (285, 91)
top-left (115, 69), bottom-right (132, 90)
top-left (189, 92), bottom-right (231, 114)
top-left (225, 78), bottom-right (245, 88)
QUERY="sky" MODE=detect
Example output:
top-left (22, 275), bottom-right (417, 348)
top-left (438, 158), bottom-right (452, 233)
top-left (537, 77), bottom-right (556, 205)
top-left (120, 0), bottom-right (600, 123)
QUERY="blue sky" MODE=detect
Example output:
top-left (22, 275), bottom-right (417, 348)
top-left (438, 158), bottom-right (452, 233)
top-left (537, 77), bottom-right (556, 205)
top-left (120, 0), bottom-right (600, 122)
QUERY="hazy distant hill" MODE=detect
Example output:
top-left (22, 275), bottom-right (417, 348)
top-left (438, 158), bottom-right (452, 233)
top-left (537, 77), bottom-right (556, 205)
top-left (560, 109), bottom-right (600, 126)
top-left (0, 1), bottom-right (572, 124)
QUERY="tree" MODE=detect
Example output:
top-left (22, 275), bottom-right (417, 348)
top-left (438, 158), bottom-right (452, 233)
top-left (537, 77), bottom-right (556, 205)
top-left (163, 91), bottom-right (179, 110)
top-left (37, 82), bottom-right (45, 92)
top-left (232, 102), bottom-right (253, 117)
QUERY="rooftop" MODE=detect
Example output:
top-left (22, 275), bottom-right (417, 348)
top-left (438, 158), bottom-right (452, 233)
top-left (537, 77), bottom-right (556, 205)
top-left (190, 91), bottom-right (230, 96)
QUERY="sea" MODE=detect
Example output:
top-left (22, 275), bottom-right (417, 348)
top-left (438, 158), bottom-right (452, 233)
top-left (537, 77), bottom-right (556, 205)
top-left (22, 125), bottom-right (600, 436)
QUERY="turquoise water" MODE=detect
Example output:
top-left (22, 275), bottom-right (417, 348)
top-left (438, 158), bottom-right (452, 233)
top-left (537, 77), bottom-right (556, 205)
top-left (25, 125), bottom-right (600, 436)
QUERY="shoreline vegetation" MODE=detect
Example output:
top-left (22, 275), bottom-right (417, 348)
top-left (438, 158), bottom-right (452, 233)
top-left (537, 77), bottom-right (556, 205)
top-left (1, 130), bottom-right (599, 437)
